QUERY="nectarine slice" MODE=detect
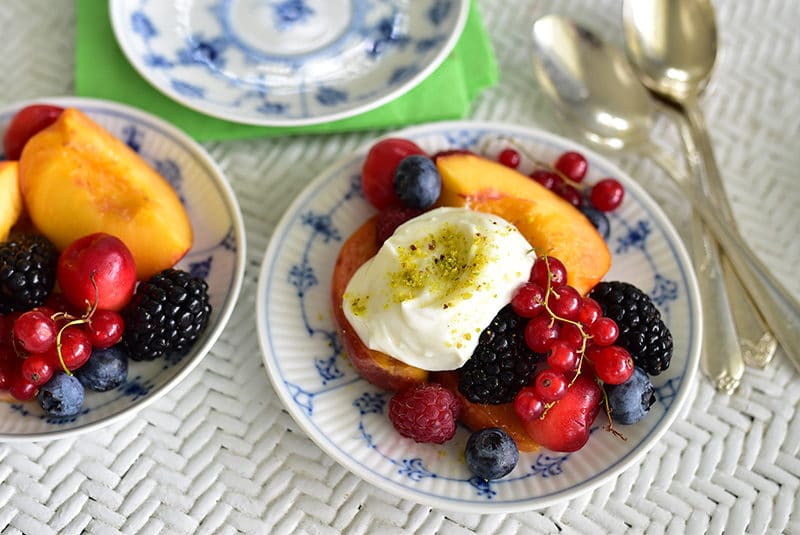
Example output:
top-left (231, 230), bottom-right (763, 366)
top-left (331, 216), bottom-right (428, 392)
top-left (0, 161), bottom-right (23, 241)
top-left (436, 153), bottom-right (610, 295)
top-left (18, 108), bottom-right (192, 280)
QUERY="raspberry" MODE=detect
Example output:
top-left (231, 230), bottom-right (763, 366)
top-left (375, 207), bottom-right (422, 247)
top-left (388, 383), bottom-right (460, 444)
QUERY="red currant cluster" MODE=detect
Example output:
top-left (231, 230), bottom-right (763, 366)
top-left (498, 147), bottom-right (625, 212)
top-left (510, 255), bottom-right (635, 422)
top-left (0, 301), bottom-right (123, 400)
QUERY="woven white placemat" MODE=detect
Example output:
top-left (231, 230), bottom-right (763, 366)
top-left (1, 0), bottom-right (798, 533)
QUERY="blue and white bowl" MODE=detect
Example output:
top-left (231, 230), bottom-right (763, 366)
top-left (256, 122), bottom-right (701, 512)
top-left (0, 97), bottom-right (245, 441)
top-left (110, 0), bottom-right (469, 126)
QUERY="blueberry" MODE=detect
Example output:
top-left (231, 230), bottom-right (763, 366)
top-left (606, 367), bottom-right (656, 424)
top-left (465, 427), bottom-right (519, 480)
top-left (75, 345), bottom-right (129, 392)
top-left (37, 373), bottom-right (85, 417)
top-left (580, 205), bottom-right (610, 240)
top-left (393, 155), bottom-right (441, 209)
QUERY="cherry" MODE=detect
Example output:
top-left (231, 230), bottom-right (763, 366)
top-left (555, 151), bottom-right (588, 183)
top-left (530, 256), bottom-right (567, 288)
top-left (85, 310), bottom-right (124, 349)
top-left (525, 315), bottom-right (560, 353)
top-left (590, 317), bottom-right (619, 346)
top-left (0, 356), bottom-right (17, 390)
top-left (498, 148), bottom-right (521, 169)
top-left (530, 169), bottom-right (561, 190)
top-left (547, 285), bottom-right (582, 320)
top-left (514, 386), bottom-right (545, 422)
top-left (547, 341), bottom-right (579, 372)
top-left (592, 345), bottom-right (634, 385)
top-left (13, 309), bottom-right (57, 354)
top-left (590, 178), bottom-right (625, 212)
top-left (2, 104), bottom-right (64, 160)
top-left (57, 233), bottom-right (137, 312)
top-left (510, 282), bottom-right (546, 318)
top-left (361, 138), bottom-right (427, 210)
top-left (21, 354), bottom-right (54, 386)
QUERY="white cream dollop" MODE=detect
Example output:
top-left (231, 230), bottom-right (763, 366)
top-left (343, 207), bottom-right (535, 371)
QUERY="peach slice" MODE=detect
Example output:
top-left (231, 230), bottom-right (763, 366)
top-left (0, 161), bottom-right (24, 241)
top-left (436, 153), bottom-right (610, 295)
top-left (18, 108), bottom-right (192, 280)
top-left (331, 216), bottom-right (429, 392)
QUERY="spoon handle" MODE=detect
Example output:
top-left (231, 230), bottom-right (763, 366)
top-left (644, 145), bottom-right (743, 393)
top-left (679, 100), bottom-right (778, 368)
top-left (679, 164), bottom-right (800, 370)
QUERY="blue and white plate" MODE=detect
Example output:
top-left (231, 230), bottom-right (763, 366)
top-left (110, 0), bottom-right (469, 126)
top-left (256, 122), bottom-right (701, 512)
top-left (0, 97), bottom-right (246, 441)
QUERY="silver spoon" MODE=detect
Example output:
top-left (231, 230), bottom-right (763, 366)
top-left (621, 0), bottom-right (777, 369)
top-left (531, 14), bottom-right (800, 375)
top-left (531, 14), bottom-right (743, 392)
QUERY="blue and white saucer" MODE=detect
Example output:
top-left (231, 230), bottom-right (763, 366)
top-left (255, 122), bottom-right (701, 512)
top-left (110, 0), bottom-right (469, 126)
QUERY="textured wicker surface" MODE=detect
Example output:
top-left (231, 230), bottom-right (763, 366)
top-left (1, 0), bottom-right (799, 533)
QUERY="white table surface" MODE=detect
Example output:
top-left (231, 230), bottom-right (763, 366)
top-left (1, 0), bottom-right (799, 533)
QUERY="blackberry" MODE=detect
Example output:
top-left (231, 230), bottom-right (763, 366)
top-left (0, 234), bottom-right (58, 313)
top-left (589, 281), bottom-right (673, 375)
top-left (121, 268), bottom-right (211, 361)
top-left (458, 305), bottom-right (543, 404)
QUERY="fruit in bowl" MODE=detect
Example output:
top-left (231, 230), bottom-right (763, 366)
top-left (0, 104), bottom-right (213, 418)
top-left (331, 139), bottom-right (673, 478)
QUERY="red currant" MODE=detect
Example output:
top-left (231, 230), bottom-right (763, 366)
top-left (530, 256), bottom-right (567, 288)
top-left (9, 376), bottom-right (37, 400)
top-left (547, 285), bottom-right (582, 320)
top-left (557, 322), bottom-right (585, 350)
top-left (577, 297), bottom-right (602, 327)
top-left (590, 178), bottom-right (625, 212)
top-left (592, 346), bottom-right (634, 385)
top-left (590, 317), bottom-right (619, 346)
top-left (54, 326), bottom-right (92, 371)
top-left (547, 341), bottom-right (579, 372)
top-left (555, 151), bottom-right (588, 183)
top-left (361, 138), bottom-right (427, 210)
top-left (530, 169), bottom-right (562, 190)
top-left (514, 386), bottom-right (545, 422)
top-left (534, 369), bottom-right (568, 402)
top-left (511, 282), bottom-right (546, 318)
top-left (85, 310), bottom-right (124, 349)
top-left (21, 354), bottom-right (54, 386)
top-left (555, 182), bottom-right (583, 208)
top-left (498, 148), bottom-right (521, 169)
top-left (525, 315), bottom-right (560, 353)
top-left (13, 310), bottom-right (57, 354)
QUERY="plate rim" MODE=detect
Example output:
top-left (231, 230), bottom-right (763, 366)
top-left (255, 119), bottom-right (702, 512)
top-left (108, 0), bottom-right (470, 127)
top-left (0, 95), bottom-right (247, 442)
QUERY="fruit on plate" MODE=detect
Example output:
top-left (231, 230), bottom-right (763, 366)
top-left (518, 373), bottom-right (603, 452)
top-left (331, 217), bottom-right (428, 392)
top-left (0, 161), bottom-right (24, 241)
top-left (56, 232), bottom-right (137, 312)
top-left (435, 152), bottom-right (611, 295)
top-left (18, 108), bottom-right (192, 280)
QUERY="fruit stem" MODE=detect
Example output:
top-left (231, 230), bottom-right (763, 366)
top-left (598, 378), bottom-right (626, 441)
top-left (496, 136), bottom-right (587, 191)
top-left (54, 273), bottom-right (98, 375)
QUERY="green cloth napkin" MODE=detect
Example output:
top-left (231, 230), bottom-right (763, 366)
top-left (75, 1), bottom-right (498, 142)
